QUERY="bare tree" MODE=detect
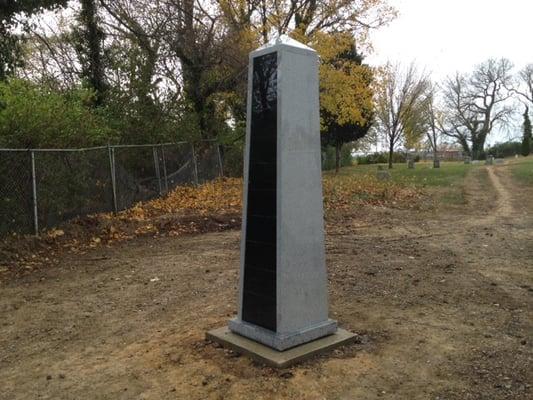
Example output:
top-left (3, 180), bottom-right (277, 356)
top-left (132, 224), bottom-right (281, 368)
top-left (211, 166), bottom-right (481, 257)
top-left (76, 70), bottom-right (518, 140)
top-left (515, 64), bottom-right (533, 107)
top-left (374, 63), bottom-right (430, 168)
top-left (441, 58), bottom-right (514, 159)
top-left (423, 87), bottom-right (444, 165)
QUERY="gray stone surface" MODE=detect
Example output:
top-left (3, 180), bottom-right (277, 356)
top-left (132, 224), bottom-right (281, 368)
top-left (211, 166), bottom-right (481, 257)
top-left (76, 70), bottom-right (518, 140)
top-left (207, 327), bottom-right (357, 368)
top-left (228, 36), bottom-right (342, 351)
top-left (228, 318), bottom-right (337, 351)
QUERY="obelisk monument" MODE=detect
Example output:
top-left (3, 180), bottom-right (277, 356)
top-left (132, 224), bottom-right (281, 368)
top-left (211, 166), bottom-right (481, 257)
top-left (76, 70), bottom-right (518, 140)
top-left (207, 35), bottom-right (355, 367)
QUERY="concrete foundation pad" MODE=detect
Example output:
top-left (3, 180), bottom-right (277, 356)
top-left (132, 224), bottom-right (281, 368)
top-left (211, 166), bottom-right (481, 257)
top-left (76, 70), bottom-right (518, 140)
top-left (206, 327), bottom-right (357, 368)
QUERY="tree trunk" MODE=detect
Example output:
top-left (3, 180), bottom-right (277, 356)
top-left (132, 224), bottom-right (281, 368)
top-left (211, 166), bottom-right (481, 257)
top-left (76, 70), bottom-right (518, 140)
top-left (335, 142), bottom-right (341, 174)
top-left (457, 137), bottom-right (471, 159)
top-left (433, 145), bottom-right (439, 167)
top-left (78, 0), bottom-right (106, 107)
top-left (472, 139), bottom-right (485, 160)
top-left (388, 140), bottom-right (394, 169)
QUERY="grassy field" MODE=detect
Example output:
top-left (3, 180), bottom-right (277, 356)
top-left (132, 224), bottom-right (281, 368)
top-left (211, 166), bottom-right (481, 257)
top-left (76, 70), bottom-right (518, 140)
top-left (509, 156), bottom-right (533, 184)
top-left (336, 161), bottom-right (474, 186)
top-left (330, 161), bottom-right (480, 206)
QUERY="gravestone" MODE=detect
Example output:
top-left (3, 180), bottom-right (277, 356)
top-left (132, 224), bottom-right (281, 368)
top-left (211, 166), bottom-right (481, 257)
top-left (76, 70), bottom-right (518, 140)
top-left (377, 165), bottom-right (391, 180)
top-left (464, 156), bottom-right (472, 164)
top-left (485, 156), bottom-right (494, 165)
top-left (207, 36), bottom-right (356, 367)
top-left (408, 159), bottom-right (415, 169)
top-left (433, 159), bottom-right (440, 169)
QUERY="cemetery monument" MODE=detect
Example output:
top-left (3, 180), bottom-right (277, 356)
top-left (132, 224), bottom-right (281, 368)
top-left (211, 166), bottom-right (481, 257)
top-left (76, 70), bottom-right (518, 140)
top-left (207, 36), bottom-right (356, 368)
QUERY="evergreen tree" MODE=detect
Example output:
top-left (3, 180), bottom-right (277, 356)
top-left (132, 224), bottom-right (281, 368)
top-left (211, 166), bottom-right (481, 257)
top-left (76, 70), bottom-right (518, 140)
top-left (522, 106), bottom-right (532, 157)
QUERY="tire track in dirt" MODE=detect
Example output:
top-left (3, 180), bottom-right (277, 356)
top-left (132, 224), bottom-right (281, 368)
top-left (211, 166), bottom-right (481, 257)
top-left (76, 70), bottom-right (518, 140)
top-left (457, 165), bottom-right (517, 229)
top-left (458, 164), bottom-right (532, 302)
top-left (485, 166), bottom-right (514, 220)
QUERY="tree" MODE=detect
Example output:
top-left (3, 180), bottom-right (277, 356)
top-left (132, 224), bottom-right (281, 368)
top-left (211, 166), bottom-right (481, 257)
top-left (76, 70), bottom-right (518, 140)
top-left (320, 37), bottom-right (373, 173)
top-left (514, 64), bottom-right (533, 108)
top-left (522, 106), bottom-right (532, 157)
top-left (0, 0), bottom-right (68, 80)
top-left (422, 86), bottom-right (446, 165)
top-left (73, 0), bottom-right (108, 106)
top-left (374, 63), bottom-right (430, 168)
top-left (161, 0), bottom-right (396, 139)
top-left (441, 58), bottom-right (514, 159)
top-left (8, 0), bottom-right (396, 150)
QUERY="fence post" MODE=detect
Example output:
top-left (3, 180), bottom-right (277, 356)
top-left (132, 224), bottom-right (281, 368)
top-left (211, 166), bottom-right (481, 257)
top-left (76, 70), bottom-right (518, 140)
top-left (160, 144), bottom-right (169, 193)
top-left (30, 150), bottom-right (39, 236)
top-left (153, 146), bottom-right (162, 195)
top-left (191, 143), bottom-right (199, 185)
top-left (108, 145), bottom-right (118, 213)
top-left (216, 144), bottom-right (224, 178)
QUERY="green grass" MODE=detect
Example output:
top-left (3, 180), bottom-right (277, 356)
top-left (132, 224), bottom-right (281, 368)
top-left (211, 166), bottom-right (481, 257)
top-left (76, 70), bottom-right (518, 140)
top-left (336, 161), bottom-right (474, 187)
top-left (331, 161), bottom-right (478, 206)
top-left (509, 156), bottom-right (533, 184)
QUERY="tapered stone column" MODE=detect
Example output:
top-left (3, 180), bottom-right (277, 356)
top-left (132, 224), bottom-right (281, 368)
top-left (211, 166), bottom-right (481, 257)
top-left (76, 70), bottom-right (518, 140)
top-left (207, 36), bottom-right (355, 367)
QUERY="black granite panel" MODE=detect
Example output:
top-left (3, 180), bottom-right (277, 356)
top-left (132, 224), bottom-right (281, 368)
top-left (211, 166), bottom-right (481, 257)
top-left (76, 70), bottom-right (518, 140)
top-left (244, 240), bottom-right (276, 271)
top-left (243, 267), bottom-right (276, 299)
top-left (248, 163), bottom-right (276, 189)
top-left (246, 189), bottom-right (276, 217)
top-left (245, 215), bottom-right (275, 244)
top-left (242, 292), bottom-right (277, 332)
top-left (242, 51), bottom-right (277, 332)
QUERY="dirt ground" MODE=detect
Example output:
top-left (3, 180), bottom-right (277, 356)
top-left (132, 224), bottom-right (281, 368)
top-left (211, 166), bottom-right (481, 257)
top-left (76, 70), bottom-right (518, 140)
top-left (1, 164), bottom-right (532, 400)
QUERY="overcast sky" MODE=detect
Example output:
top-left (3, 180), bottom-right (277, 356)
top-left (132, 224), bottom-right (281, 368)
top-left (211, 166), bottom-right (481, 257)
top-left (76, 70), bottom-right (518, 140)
top-left (366, 0), bottom-right (532, 145)
top-left (367, 0), bottom-right (532, 80)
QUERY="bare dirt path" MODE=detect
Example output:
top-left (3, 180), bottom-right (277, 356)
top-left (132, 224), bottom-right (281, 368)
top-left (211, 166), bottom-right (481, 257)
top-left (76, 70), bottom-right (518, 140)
top-left (486, 166), bottom-right (514, 219)
top-left (0, 165), bottom-right (531, 400)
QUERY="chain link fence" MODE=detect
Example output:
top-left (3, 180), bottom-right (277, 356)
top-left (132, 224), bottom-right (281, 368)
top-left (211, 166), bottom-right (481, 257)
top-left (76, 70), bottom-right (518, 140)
top-left (0, 141), bottom-right (223, 236)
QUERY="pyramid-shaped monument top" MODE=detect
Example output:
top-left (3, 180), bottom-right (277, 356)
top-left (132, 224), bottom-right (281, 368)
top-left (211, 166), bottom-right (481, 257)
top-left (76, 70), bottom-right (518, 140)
top-left (254, 34), bottom-right (315, 54)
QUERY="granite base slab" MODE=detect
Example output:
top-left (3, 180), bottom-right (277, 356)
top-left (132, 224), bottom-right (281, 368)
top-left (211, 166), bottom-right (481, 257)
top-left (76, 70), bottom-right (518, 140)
top-left (206, 326), bottom-right (357, 368)
top-left (228, 318), bottom-right (337, 351)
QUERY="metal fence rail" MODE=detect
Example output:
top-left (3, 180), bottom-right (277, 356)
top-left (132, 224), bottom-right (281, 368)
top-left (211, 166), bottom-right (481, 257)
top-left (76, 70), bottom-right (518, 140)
top-left (0, 141), bottom-right (223, 236)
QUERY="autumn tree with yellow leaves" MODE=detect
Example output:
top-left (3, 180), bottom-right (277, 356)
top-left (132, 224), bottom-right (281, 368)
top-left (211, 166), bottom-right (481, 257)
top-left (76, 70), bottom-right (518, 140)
top-left (4, 0), bottom-right (396, 157)
top-left (218, 0), bottom-right (394, 171)
top-left (317, 33), bottom-right (374, 172)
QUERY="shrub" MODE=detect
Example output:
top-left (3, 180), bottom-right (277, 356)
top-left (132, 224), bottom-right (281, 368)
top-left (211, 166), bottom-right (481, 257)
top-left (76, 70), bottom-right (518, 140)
top-left (356, 152), bottom-right (406, 165)
top-left (0, 79), bottom-right (117, 148)
top-left (321, 145), bottom-right (353, 171)
top-left (486, 141), bottom-right (522, 158)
